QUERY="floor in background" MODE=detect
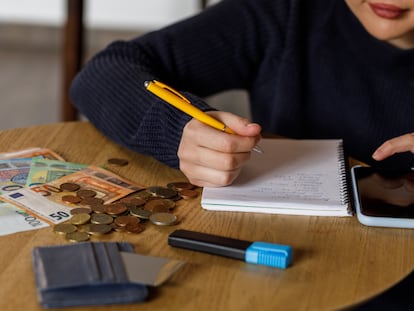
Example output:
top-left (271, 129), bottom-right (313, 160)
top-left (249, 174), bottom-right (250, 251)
top-left (0, 23), bottom-right (140, 130)
top-left (0, 23), bottom-right (250, 131)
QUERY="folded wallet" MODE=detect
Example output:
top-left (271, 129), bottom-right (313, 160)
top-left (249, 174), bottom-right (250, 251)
top-left (32, 242), bottom-right (148, 308)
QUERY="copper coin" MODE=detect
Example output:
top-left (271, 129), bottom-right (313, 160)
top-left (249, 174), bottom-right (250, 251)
top-left (90, 203), bottom-right (106, 214)
top-left (144, 199), bottom-right (172, 212)
top-left (128, 198), bottom-right (146, 207)
top-left (179, 189), bottom-right (199, 199)
top-left (105, 203), bottom-right (128, 216)
top-left (107, 158), bottom-right (129, 166)
top-left (70, 207), bottom-right (92, 215)
top-left (125, 222), bottom-right (145, 234)
top-left (167, 181), bottom-right (195, 191)
top-left (114, 215), bottom-right (140, 227)
top-left (62, 195), bottom-right (82, 204)
top-left (80, 197), bottom-right (105, 206)
top-left (76, 189), bottom-right (97, 198)
top-left (60, 182), bottom-right (81, 192)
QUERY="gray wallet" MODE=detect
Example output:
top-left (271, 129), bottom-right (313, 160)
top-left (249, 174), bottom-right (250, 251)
top-left (32, 242), bottom-right (148, 308)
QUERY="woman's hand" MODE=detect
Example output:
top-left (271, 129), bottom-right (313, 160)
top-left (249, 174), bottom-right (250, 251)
top-left (372, 133), bottom-right (414, 161)
top-left (178, 111), bottom-right (262, 187)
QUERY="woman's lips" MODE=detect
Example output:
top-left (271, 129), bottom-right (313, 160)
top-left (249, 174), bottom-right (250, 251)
top-left (369, 2), bottom-right (408, 19)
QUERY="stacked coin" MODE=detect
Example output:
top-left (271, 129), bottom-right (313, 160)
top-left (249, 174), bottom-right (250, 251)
top-left (53, 181), bottom-right (198, 242)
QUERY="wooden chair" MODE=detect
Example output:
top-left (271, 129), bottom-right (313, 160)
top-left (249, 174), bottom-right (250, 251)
top-left (62, 0), bottom-right (209, 121)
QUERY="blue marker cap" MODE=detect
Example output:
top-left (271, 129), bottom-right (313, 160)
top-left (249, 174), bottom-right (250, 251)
top-left (245, 242), bottom-right (292, 269)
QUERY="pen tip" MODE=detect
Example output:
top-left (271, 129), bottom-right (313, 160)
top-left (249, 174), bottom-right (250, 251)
top-left (144, 81), bottom-right (150, 88)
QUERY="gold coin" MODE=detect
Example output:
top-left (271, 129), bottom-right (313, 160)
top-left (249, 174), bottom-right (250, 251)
top-left (70, 213), bottom-right (91, 225)
top-left (53, 223), bottom-right (77, 235)
top-left (70, 207), bottom-right (92, 215)
top-left (60, 182), bottom-right (81, 192)
top-left (149, 212), bottom-right (177, 226)
top-left (88, 224), bottom-right (112, 235)
top-left (90, 213), bottom-right (113, 225)
top-left (66, 231), bottom-right (90, 242)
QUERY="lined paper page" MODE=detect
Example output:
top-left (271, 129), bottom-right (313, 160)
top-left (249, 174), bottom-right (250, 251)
top-left (201, 139), bottom-right (350, 216)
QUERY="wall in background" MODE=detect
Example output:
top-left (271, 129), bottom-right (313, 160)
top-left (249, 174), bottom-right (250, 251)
top-left (0, 0), bottom-right (200, 30)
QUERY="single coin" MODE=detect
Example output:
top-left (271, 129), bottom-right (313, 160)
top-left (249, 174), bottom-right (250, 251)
top-left (80, 197), bottom-right (105, 206)
top-left (90, 213), bottom-right (113, 225)
top-left (107, 158), bottom-right (129, 166)
top-left (132, 190), bottom-right (153, 201)
top-left (110, 223), bottom-right (126, 232)
top-left (61, 195), bottom-right (82, 204)
top-left (66, 231), bottom-right (90, 242)
top-left (129, 207), bottom-right (152, 220)
top-left (125, 222), bottom-right (145, 234)
top-left (88, 224), bottom-right (112, 235)
top-left (150, 212), bottom-right (177, 226)
top-left (53, 223), bottom-right (77, 235)
top-left (120, 197), bottom-right (146, 207)
top-left (167, 181), bottom-right (195, 191)
top-left (114, 215), bottom-right (140, 227)
top-left (70, 207), bottom-right (92, 215)
top-left (146, 186), bottom-right (178, 199)
top-left (76, 189), bottom-right (97, 198)
top-left (179, 189), bottom-right (199, 199)
top-left (90, 203), bottom-right (106, 214)
top-left (60, 182), bottom-right (81, 192)
top-left (70, 213), bottom-right (91, 225)
top-left (145, 198), bottom-right (176, 212)
top-left (105, 203), bottom-right (128, 216)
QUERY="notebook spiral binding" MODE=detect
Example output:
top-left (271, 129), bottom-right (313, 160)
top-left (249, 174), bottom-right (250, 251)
top-left (337, 141), bottom-right (351, 214)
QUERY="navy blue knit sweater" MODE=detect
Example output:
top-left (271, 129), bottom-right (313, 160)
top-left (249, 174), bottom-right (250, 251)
top-left (70, 0), bottom-right (414, 170)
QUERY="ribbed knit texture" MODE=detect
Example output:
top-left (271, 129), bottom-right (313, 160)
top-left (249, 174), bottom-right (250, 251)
top-left (70, 0), bottom-right (414, 170)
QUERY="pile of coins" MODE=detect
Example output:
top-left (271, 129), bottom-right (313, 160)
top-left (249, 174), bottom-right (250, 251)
top-left (53, 181), bottom-right (199, 242)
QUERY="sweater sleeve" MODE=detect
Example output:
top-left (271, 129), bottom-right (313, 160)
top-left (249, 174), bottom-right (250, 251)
top-left (69, 0), bottom-right (290, 168)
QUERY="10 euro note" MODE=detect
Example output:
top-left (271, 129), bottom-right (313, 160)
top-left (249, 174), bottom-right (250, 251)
top-left (1, 166), bottom-right (145, 225)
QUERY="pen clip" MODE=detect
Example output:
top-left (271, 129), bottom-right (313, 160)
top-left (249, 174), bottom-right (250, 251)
top-left (148, 80), bottom-right (191, 104)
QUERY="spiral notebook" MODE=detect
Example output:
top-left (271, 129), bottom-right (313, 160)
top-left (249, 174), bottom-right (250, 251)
top-left (201, 139), bottom-right (351, 216)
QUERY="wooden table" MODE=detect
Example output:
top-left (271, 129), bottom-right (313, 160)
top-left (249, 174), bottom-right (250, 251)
top-left (0, 121), bottom-right (413, 311)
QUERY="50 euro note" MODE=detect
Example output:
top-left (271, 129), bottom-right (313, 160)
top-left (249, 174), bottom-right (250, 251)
top-left (0, 157), bottom-right (49, 234)
top-left (1, 166), bottom-right (145, 225)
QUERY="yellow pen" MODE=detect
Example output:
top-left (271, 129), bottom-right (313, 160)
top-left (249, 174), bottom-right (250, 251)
top-left (144, 80), bottom-right (263, 154)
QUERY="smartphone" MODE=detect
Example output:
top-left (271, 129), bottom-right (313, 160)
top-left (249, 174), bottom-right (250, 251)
top-left (351, 165), bottom-right (414, 228)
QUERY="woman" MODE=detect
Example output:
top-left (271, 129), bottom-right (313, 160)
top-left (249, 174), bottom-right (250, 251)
top-left (70, 0), bottom-right (414, 187)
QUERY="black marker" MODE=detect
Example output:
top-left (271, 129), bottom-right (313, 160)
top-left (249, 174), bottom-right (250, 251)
top-left (168, 229), bottom-right (292, 269)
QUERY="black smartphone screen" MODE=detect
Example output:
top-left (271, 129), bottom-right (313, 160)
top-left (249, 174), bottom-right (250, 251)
top-left (353, 167), bottom-right (414, 218)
